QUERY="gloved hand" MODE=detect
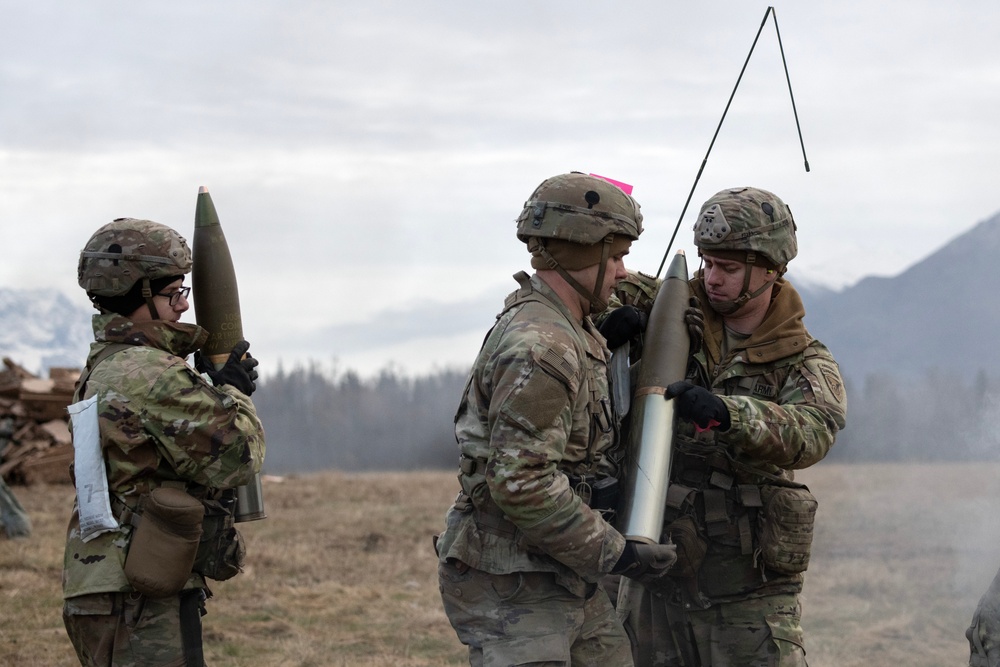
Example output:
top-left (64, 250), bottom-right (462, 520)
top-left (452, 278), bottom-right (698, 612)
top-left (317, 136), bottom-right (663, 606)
top-left (598, 305), bottom-right (648, 349)
top-left (195, 340), bottom-right (259, 396)
top-left (612, 540), bottom-right (677, 586)
top-left (666, 380), bottom-right (730, 431)
top-left (684, 296), bottom-right (705, 354)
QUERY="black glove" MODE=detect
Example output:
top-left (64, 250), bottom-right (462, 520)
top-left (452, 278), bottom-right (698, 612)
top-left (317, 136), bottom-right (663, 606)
top-left (684, 296), bottom-right (705, 354)
top-left (612, 540), bottom-right (677, 586)
top-left (598, 305), bottom-right (648, 349)
top-left (195, 340), bottom-right (259, 396)
top-left (666, 380), bottom-right (730, 431)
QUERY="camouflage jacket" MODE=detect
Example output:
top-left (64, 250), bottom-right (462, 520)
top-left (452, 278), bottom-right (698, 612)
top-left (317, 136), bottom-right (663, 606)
top-left (63, 313), bottom-right (265, 599)
top-left (435, 272), bottom-right (627, 589)
top-left (663, 276), bottom-right (847, 604)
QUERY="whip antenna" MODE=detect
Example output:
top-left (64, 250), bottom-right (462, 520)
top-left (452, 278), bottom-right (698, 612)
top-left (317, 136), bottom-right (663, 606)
top-left (773, 7), bottom-right (810, 173)
top-left (656, 6), bottom-right (809, 277)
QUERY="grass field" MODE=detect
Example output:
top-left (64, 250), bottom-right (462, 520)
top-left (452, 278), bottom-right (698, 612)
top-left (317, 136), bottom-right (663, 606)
top-left (2, 462), bottom-right (998, 666)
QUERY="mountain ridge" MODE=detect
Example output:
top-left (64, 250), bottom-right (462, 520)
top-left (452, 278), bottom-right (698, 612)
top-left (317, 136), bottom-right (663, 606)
top-left (3, 210), bottom-right (999, 383)
top-left (799, 210), bottom-right (1000, 383)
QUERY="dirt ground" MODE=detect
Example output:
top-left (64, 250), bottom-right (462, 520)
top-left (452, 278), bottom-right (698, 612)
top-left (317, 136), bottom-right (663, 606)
top-left (1, 462), bottom-right (997, 666)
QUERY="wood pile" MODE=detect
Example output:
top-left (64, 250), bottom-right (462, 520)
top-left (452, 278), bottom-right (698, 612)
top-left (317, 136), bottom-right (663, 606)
top-left (0, 358), bottom-right (79, 485)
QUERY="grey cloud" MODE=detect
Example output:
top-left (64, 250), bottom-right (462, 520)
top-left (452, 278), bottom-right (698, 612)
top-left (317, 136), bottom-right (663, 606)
top-left (292, 289), bottom-right (504, 352)
top-left (4, 0), bottom-right (1000, 375)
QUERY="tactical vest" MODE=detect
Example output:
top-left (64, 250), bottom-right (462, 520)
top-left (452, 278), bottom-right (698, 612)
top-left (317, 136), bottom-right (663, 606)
top-left (660, 346), bottom-right (819, 605)
top-left (454, 272), bottom-right (621, 539)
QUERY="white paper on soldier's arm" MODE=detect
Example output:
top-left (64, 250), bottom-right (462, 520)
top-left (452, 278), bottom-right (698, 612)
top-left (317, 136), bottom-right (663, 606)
top-left (68, 395), bottom-right (119, 542)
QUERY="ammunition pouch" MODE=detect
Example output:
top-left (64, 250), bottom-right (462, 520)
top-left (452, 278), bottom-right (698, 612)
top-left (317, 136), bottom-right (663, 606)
top-left (123, 487), bottom-right (204, 598)
top-left (756, 484), bottom-right (817, 575)
top-left (193, 492), bottom-right (245, 582)
top-left (664, 451), bottom-right (818, 581)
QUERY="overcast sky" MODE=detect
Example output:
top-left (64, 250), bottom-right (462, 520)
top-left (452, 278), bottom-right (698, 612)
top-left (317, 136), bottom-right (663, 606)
top-left (2, 1), bottom-right (998, 376)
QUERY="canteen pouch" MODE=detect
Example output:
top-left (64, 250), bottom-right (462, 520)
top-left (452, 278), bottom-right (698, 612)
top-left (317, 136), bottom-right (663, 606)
top-left (757, 485), bottom-right (817, 575)
top-left (194, 495), bottom-right (245, 581)
top-left (124, 487), bottom-right (204, 597)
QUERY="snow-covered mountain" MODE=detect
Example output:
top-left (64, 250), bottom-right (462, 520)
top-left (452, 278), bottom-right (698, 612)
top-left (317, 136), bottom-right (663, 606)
top-left (4, 209), bottom-right (1000, 383)
top-left (0, 288), bottom-right (93, 375)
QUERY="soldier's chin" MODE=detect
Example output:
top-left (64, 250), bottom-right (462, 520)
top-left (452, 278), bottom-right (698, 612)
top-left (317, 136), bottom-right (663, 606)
top-left (707, 298), bottom-right (741, 316)
top-left (707, 296), bottom-right (726, 308)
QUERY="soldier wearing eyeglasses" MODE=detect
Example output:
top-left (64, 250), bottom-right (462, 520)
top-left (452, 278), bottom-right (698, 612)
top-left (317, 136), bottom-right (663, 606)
top-left (63, 218), bottom-right (264, 667)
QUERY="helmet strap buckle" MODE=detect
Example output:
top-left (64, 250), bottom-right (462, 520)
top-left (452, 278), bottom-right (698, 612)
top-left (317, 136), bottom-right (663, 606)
top-left (140, 278), bottom-right (160, 321)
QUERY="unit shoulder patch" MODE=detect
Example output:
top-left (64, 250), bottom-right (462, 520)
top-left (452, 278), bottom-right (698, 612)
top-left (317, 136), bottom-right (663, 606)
top-left (817, 362), bottom-right (845, 404)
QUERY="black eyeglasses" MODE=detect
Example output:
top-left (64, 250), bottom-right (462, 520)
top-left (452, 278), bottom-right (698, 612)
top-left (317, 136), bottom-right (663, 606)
top-left (156, 285), bottom-right (191, 306)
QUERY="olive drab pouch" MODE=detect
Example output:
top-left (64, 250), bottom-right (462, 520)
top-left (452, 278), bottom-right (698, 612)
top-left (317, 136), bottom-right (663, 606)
top-left (757, 485), bottom-right (818, 575)
top-left (665, 515), bottom-right (708, 580)
top-left (194, 495), bottom-right (245, 581)
top-left (123, 487), bottom-right (204, 597)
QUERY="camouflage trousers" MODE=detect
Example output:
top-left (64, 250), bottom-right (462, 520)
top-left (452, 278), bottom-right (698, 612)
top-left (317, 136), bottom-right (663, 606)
top-left (605, 576), bottom-right (806, 667)
top-left (439, 560), bottom-right (633, 667)
top-left (654, 594), bottom-right (806, 667)
top-left (63, 589), bottom-right (207, 667)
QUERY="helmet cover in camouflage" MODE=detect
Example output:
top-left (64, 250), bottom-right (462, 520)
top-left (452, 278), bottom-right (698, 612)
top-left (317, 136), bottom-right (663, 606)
top-left (613, 270), bottom-right (662, 313)
top-left (78, 218), bottom-right (192, 297)
top-left (693, 187), bottom-right (797, 267)
top-left (516, 172), bottom-right (643, 246)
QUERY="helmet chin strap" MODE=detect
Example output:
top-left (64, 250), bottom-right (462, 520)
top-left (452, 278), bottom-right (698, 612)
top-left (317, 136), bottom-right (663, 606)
top-left (140, 277), bottom-right (160, 320)
top-left (705, 252), bottom-right (783, 316)
top-left (532, 236), bottom-right (613, 315)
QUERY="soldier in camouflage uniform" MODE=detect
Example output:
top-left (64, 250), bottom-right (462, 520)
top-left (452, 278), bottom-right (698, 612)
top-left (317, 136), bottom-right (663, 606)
top-left (967, 565), bottom-right (1000, 666)
top-left (604, 187), bottom-right (847, 666)
top-left (63, 218), bottom-right (265, 667)
top-left (436, 172), bottom-right (678, 667)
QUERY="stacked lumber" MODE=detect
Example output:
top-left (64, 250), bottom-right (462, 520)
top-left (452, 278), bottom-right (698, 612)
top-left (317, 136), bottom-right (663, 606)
top-left (0, 358), bottom-right (79, 485)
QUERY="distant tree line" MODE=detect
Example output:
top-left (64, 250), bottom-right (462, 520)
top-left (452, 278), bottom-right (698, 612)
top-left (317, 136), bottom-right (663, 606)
top-left (254, 362), bottom-right (469, 473)
top-left (830, 369), bottom-right (1000, 462)
top-left (253, 364), bottom-right (1000, 474)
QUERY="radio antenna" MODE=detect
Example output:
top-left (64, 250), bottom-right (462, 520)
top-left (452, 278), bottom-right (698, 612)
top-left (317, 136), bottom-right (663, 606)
top-left (656, 6), bottom-right (809, 278)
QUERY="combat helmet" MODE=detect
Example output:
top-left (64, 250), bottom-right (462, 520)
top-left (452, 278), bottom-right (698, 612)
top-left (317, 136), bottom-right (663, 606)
top-left (692, 187), bottom-right (796, 315)
top-left (516, 172), bottom-right (643, 312)
top-left (78, 218), bottom-right (192, 319)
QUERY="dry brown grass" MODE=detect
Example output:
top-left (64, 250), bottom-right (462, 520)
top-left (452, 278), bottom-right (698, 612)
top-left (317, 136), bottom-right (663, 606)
top-left (1, 463), bottom-right (998, 666)
top-left (797, 463), bottom-right (1000, 667)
